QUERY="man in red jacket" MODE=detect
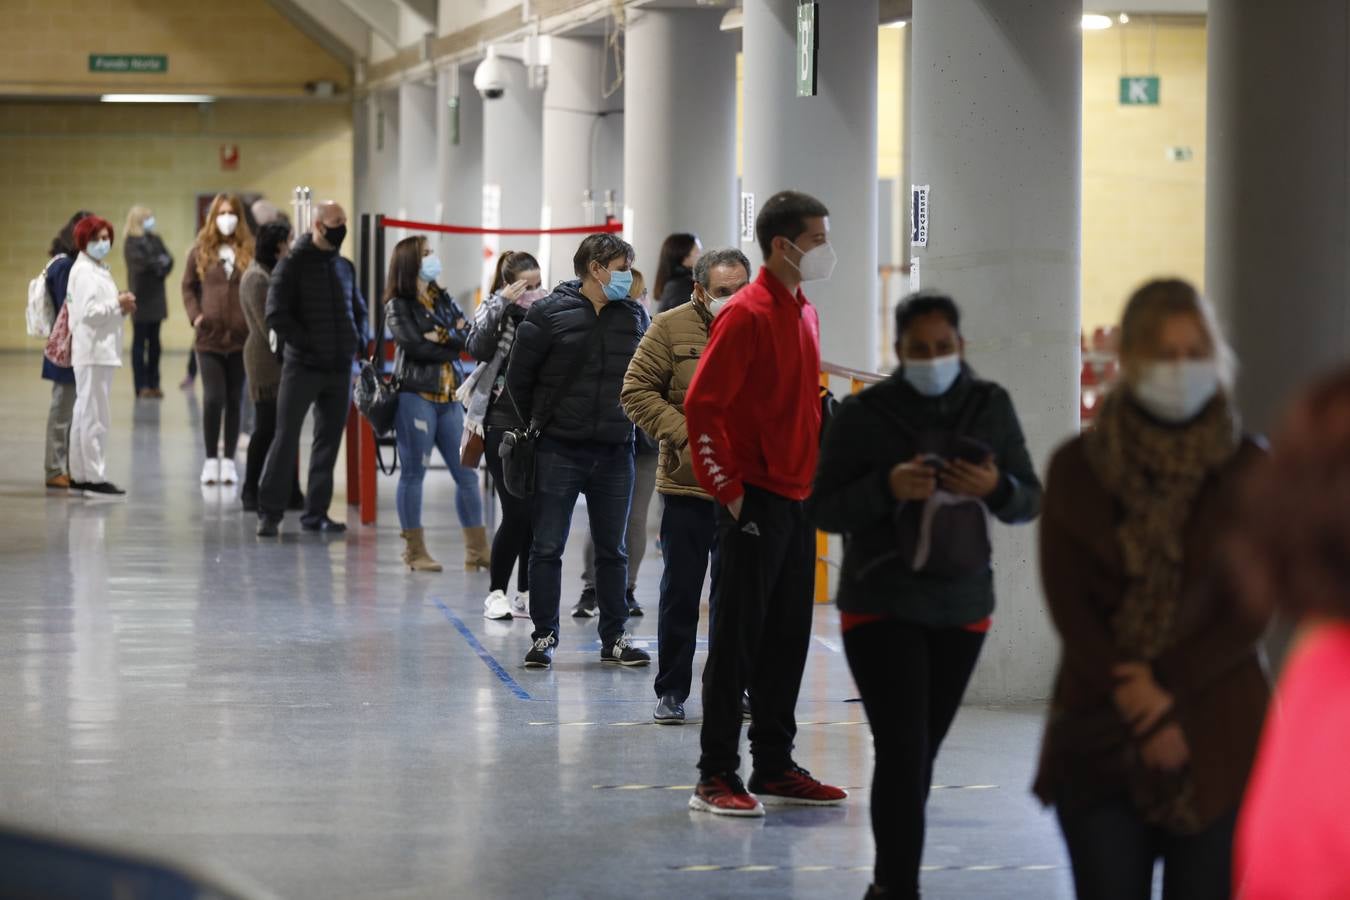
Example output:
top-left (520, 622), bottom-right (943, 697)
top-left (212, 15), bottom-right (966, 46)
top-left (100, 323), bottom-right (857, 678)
top-left (684, 190), bottom-right (848, 817)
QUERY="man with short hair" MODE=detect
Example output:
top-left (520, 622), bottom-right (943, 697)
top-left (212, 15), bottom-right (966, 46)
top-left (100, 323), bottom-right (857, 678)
top-left (256, 201), bottom-right (367, 537)
top-left (622, 247), bottom-right (751, 725)
top-left (683, 191), bottom-right (848, 816)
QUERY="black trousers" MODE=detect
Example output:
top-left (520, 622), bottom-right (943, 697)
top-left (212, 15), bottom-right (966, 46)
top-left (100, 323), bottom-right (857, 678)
top-left (259, 363), bottom-right (351, 523)
top-left (1058, 801), bottom-right (1235, 900)
top-left (243, 398), bottom-right (303, 506)
top-left (844, 619), bottom-right (986, 898)
top-left (654, 494), bottom-right (719, 703)
top-left (198, 351), bottom-right (245, 458)
top-left (698, 485), bottom-right (815, 777)
top-left (131, 321), bottom-right (161, 392)
top-left (485, 427), bottom-right (531, 593)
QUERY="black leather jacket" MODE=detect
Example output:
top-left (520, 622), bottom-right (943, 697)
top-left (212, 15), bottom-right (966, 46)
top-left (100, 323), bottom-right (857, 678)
top-left (385, 286), bottom-right (469, 397)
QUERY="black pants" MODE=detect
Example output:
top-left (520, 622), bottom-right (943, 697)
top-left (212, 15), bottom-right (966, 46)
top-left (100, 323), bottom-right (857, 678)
top-left (655, 494), bottom-right (719, 703)
top-left (198, 351), bottom-right (245, 458)
top-left (243, 398), bottom-right (303, 506)
top-left (131, 321), bottom-right (161, 392)
top-left (844, 619), bottom-right (986, 898)
top-left (698, 485), bottom-right (815, 777)
top-left (485, 427), bottom-right (531, 593)
top-left (1058, 801), bottom-right (1235, 900)
top-left (259, 363), bottom-right (351, 523)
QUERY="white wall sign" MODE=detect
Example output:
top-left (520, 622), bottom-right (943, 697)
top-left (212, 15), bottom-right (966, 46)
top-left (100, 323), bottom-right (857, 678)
top-left (480, 184), bottom-right (502, 300)
top-left (622, 205), bottom-right (635, 246)
top-left (740, 192), bottom-right (755, 243)
top-left (909, 257), bottom-right (921, 293)
top-left (910, 184), bottom-right (930, 248)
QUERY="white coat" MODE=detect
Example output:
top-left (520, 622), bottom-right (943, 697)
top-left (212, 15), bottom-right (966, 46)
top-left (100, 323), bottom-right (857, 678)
top-left (68, 252), bottom-right (124, 367)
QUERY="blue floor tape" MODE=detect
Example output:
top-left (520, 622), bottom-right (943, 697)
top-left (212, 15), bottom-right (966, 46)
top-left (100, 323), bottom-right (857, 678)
top-left (433, 600), bottom-right (534, 701)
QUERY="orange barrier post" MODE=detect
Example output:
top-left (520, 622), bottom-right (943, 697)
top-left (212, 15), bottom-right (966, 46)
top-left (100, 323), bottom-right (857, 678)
top-left (359, 418), bottom-right (377, 525)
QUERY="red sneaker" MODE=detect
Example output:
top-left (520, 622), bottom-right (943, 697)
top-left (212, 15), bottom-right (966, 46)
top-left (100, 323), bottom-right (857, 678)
top-left (688, 773), bottom-right (765, 818)
top-left (749, 766), bottom-right (848, 807)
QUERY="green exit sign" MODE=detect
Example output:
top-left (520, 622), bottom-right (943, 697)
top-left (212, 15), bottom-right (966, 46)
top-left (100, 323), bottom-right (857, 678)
top-left (1120, 76), bottom-right (1160, 106)
top-left (90, 54), bottom-right (168, 74)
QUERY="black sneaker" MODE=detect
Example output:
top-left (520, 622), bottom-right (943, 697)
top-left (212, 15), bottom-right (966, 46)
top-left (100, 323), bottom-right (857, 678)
top-left (84, 482), bottom-right (126, 498)
top-left (524, 634), bottom-right (557, 669)
top-left (572, 587), bottom-right (598, 618)
top-left (301, 516), bottom-right (347, 534)
top-left (600, 632), bottom-right (651, 667)
top-left (626, 588), bottom-right (644, 617)
top-left (654, 695), bottom-right (686, 724)
top-left (256, 515), bottom-right (281, 538)
top-left (742, 690), bottom-right (753, 720)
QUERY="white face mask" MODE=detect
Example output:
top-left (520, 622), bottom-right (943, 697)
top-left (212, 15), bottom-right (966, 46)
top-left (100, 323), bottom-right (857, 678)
top-left (903, 354), bottom-right (962, 397)
top-left (1132, 360), bottom-right (1221, 424)
top-left (787, 240), bottom-right (837, 282)
top-left (215, 213), bottom-right (239, 237)
top-left (87, 239), bottom-right (112, 262)
top-left (698, 286), bottom-right (736, 317)
top-left (142, 216), bottom-right (156, 232)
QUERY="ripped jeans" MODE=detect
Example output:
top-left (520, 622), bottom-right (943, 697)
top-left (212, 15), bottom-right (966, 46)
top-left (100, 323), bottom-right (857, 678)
top-left (393, 392), bottom-right (484, 531)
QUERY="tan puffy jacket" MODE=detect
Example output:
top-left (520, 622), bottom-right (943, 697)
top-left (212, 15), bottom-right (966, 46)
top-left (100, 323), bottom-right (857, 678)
top-left (621, 299), bottom-right (713, 499)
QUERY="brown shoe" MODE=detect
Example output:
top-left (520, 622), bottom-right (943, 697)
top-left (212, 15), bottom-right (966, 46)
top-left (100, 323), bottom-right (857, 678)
top-left (401, 529), bottom-right (443, 572)
top-left (46, 474), bottom-right (71, 490)
top-left (463, 526), bottom-right (491, 571)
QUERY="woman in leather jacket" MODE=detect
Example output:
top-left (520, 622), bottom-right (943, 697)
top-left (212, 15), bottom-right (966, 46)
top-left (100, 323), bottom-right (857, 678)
top-left (384, 235), bottom-right (486, 572)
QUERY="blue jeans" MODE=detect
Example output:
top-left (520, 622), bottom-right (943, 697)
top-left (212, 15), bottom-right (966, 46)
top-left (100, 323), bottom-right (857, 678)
top-left (654, 494), bottom-right (720, 702)
top-left (529, 438), bottom-right (634, 645)
top-left (393, 394), bottom-right (484, 531)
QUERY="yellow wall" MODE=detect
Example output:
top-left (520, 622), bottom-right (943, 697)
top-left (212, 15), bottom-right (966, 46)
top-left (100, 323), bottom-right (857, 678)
top-left (0, 100), bottom-right (353, 351)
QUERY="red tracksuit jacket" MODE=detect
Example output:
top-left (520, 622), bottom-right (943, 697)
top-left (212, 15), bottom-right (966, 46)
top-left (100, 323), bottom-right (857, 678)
top-left (684, 267), bottom-right (822, 505)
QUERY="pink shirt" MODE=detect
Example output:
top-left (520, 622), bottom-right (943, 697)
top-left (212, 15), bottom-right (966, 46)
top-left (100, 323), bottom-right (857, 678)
top-left (1236, 623), bottom-right (1350, 899)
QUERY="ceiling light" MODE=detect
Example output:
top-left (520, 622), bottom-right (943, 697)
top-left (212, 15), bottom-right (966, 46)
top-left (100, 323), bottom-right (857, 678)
top-left (883, 20), bottom-right (908, 29)
top-left (101, 93), bottom-right (215, 103)
top-left (1081, 14), bottom-right (1113, 30)
top-left (719, 8), bottom-right (743, 31)
top-left (1119, 12), bottom-right (1131, 24)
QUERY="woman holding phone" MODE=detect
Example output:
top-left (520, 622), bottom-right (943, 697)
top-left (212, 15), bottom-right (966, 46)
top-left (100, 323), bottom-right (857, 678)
top-left (808, 292), bottom-right (1042, 900)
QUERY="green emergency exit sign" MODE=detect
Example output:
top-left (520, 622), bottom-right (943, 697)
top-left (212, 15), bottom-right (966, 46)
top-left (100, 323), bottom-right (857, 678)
top-left (90, 55), bottom-right (168, 74)
top-left (1120, 76), bottom-right (1160, 105)
top-left (796, 2), bottom-right (818, 98)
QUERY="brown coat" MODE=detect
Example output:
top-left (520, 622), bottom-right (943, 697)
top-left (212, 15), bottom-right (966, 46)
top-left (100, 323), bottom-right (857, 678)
top-left (239, 262), bottom-right (280, 403)
top-left (621, 299), bottom-right (713, 500)
top-left (182, 246), bottom-right (248, 355)
top-left (1034, 434), bottom-right (1271, 827)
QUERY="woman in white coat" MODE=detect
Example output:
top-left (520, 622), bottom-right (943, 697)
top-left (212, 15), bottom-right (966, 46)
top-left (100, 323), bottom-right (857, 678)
top-left (68, 215), bottom-right (136, 497)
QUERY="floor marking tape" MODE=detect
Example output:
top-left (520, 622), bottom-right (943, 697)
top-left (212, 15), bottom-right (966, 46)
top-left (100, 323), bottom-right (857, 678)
top-left (669, 863), bottom-right (1061, 874)
top-left (433, 600), bottom-right (533, 701)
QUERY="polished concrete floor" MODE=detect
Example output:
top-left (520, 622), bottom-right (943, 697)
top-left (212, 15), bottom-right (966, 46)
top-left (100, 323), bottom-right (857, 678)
top-left (0, 353), bottom-right (1077, 899)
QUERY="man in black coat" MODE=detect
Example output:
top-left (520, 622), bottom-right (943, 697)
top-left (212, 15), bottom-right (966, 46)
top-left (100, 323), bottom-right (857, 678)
top-left (256, 201), bottom-right (368, 537)
top-left (505, 233), bottom-right (651, 669)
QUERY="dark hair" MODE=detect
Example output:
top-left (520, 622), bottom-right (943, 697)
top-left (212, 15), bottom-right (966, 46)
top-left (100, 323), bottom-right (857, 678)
top-left (755, 190), bottom-right (829, 260)
top-left (255, 222), bottom-right (293, 271)
top-left (1234, 366), bottom-right (1350, 621)
top-left (74, 216), bottom-right (114, 252)
top-left (895, 292), bottom-right (962, 339)
top-left (491, 250), bottom-right (541, 294)
top-left (573, 233), bottom-right (634, 279)
top-left (653, 233), bottom-right (699, 299)
top-left (694, 248), bottom-right (752, 289)
top-left (50, 209), bottom-right (94, 257)
top-left (384, 235), bottom-right (427, 304)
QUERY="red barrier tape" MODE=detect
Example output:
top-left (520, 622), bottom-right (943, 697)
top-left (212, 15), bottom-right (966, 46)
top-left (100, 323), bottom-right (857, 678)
top-left (378, 216), bottom-right (624, 236)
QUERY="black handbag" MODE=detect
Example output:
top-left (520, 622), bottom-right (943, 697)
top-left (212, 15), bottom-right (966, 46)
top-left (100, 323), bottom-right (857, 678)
top-left (499, 314), bottom-right (607, 499)
top-left (354, 357), bottom-right (399, 436)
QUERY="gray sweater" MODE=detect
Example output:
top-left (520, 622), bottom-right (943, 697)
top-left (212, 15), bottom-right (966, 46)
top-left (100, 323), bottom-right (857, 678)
top-left (240, 261), bottom-right (281, 403)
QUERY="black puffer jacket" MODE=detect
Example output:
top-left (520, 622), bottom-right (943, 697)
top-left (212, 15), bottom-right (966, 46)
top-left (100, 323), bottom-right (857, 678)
top-left (385, 287), bottom-right (469, 396)
top-left (266, 234), bottom-right (367, 371)
top-left (505, 280), bottom-right (649, 444)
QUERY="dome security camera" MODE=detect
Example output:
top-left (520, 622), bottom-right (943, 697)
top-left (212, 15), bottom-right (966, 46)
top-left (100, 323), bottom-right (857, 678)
top-left (474, 47), bottom-right (507, 100)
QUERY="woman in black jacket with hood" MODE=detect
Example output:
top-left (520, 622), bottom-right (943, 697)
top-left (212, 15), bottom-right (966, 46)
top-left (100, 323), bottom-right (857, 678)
top-left (384, 235), bottom-right (483, 572)
top-left (653, 232), bottom-right (701, 314)
top-left (808, 293), bottom-right (1042, 900)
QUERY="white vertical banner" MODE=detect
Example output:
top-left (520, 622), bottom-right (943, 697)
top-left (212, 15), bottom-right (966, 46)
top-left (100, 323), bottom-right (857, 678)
top-left (481, 183), bottom-right (502, 301)
top-left (622, 205), bottom-right (635, 247)
top-left (909, 257), bottom-right (921, 293)
top-left (740, 192), bottom-right (756, 243)
top-left (910, 184), bottom-right (930, 248)
top-left (538, 205), bottom-right (552, 289)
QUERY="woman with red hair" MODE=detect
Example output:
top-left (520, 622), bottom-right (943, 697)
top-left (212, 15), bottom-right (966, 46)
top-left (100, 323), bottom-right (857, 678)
top-left (67, 215), bottom-right (136, 497)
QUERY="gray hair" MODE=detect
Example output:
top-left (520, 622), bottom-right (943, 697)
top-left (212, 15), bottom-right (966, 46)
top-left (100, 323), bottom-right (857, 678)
top-left (694, 247), bottom-right (752, 288)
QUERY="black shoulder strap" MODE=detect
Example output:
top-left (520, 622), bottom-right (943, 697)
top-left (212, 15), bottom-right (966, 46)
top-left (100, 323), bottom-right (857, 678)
top-left (528, 309), bottom-right (607, 434)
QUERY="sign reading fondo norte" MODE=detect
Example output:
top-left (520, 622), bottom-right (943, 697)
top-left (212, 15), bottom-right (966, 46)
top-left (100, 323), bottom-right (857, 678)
top-left (89, 54), bottom-right (168, 74)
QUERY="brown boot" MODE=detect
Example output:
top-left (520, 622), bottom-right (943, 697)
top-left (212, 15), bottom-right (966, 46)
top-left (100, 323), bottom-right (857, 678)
top-left (463, 526), bottom-right (491, 571)
top-left (401, 528), bottom-right (443, 572)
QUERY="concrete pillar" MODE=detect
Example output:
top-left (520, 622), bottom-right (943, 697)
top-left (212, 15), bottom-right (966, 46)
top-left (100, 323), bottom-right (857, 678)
top-left (741, 0), bottom-right (879, 371)
top-left (541, 38), bottom-right (607, 288)
top-left (624, 8), bottom-right (738, 278)
top-left (436, 64), bottom-right (484, 297)
top-left (370, 90), bottom-right (400, 220)
top-left (398, 81), bottom-right (437, 225)
top-left (1206, 0), bottom-right (1350, 433)
top-left (910, 0), bottom-right (1082, 703)
top-left (481, 57), bottom-right (544, 295)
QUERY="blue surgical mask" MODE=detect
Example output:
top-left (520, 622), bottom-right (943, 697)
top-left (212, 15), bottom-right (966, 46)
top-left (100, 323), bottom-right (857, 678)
top-left (420, 254), bottom-right (442, 284)
top-left (903, 354), bottom-right (962, 397)
top-left (143, 216), bottom-right (156, 232)
top-left (87, 239), bottom-right (112, 262)
top-left (602, 267), bottom-right (633, 302)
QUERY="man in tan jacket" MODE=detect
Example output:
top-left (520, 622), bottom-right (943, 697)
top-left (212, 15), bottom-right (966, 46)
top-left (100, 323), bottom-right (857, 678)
top-left (621, 247), bottom-right (751, 724)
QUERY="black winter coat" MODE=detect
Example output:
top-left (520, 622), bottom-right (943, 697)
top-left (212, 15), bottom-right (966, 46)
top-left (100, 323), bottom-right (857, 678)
top-left (807, 368), bottom-right (1042, 627)
top-left (123, 234), bottom-right (174, 324)
top-left (656, 267), bottom-right (695, 314)
top-left (385, 287), bottom-right (469, 396)
top-left (505, 280), bottom-right (649, 444)
top-left (266, 234), bottom-right (367, 372)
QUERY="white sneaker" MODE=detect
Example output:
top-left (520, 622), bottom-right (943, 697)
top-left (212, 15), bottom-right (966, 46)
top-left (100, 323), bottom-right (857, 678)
top-left (220, 458), bottom-right (239, 484)
top-left (200, 458), bottom-right (220, 485)
top-left (511, 591), bottom-right (530, 619)
top-left (483, 590), bottom-right (513, 621)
